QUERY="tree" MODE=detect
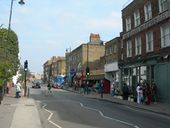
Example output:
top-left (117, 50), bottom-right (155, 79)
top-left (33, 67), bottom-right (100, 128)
top-left (0, 28), bottom-right (20, 86)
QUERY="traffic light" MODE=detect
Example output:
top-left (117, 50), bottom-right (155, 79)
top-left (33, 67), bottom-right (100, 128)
top-left (86, 66), bottom-right (90, 76)
top-left (24, 60), bottom-right (28, 71)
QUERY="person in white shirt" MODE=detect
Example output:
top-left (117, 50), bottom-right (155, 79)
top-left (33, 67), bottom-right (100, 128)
top-left (15, 81), bottom-right (21, 98)
top-left (136, 83), bottom-right (143, 104)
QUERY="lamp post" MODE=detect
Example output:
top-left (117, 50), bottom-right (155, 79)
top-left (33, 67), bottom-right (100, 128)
top-left (8, 0), bottom-right (25, 31)
top-left (86, 43), bottom-right (90, 94)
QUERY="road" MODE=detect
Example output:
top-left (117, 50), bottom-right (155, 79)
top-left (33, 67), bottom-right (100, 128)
top-left (30, 85), bottom-right (170, 128)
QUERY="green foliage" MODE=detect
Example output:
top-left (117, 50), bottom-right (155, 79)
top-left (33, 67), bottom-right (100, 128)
top-left (0, 28), bottom-right (20, 86)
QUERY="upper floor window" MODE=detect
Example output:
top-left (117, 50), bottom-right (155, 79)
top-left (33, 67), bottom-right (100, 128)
top-left (126, 40), bottom-right (132, 57)
top-left (109, 46), bottom-right (112, 54)
top-left (106, 46), bottom-right (112, 55)
top-left (121, 40), bottom-right (123, 48)
top-left (134, 10), bottom-right (140, 27)
top-left (146, 31), bottom-right (154, 52)
top-left (159, 0), bottom-right (168, 13)
top-left (160, 23), bottom-right (170, 48)
top-left (113, 45), bottom-right (117, 53)
top-left (121, 53), bottom-right (124, 60)
top-left (144, 2), bottom-right (152, 21)
top-left (135, 36), bottom-right (141, 55)
top-left (126, 16), bottom-right (131, 31)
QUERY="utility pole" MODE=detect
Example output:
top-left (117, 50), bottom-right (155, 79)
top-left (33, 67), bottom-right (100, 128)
top-left (24, 60), bottom-right (28, 97)
top-left (86, 43), bottom-right (90, 94)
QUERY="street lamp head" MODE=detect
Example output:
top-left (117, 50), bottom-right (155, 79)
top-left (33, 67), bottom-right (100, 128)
top-left (18, 0), bottom-right (25, 5)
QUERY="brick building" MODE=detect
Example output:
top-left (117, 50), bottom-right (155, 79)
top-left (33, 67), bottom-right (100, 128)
top-left (65, 34), bottom-right (105, 85)
top-left (43, 56), bottom-right (66, 83)
top-left (104, 37), bottom-right (121, 93)
top-left (120, 0), bottom-right (170, 102)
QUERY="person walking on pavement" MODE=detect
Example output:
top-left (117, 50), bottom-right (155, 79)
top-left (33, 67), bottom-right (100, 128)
top-left (122, 83), bottom-right (129, 100)
top-left (145, 83), bottom-right (151, 105)
top-left (86, 81), bottom-right (89, 94)
top-left (111, 81), bottom-right (115, 97)
top-left (15, 81), bottom-right (21, 98)
top-left (99, 80), bottom-right (104, 98)
top-left (136, 83), bottom-right (143, 104)
top-left (152, 82), bottom-right (158, 104)
top-left (81, 81), bottom-right (86, 94)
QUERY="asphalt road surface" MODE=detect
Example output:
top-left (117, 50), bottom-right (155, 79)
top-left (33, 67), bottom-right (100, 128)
top-left (30, 85), bottom-right (170, 128)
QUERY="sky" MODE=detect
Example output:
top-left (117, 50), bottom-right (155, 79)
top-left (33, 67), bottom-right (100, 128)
top-left (0, 0), bottom-right (131, 74)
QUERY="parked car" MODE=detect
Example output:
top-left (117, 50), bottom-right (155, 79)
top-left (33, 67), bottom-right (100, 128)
top-left (32, 82), bottom-right (41, 89)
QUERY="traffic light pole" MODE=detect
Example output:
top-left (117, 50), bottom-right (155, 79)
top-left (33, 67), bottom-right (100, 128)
top-left (24, 69), bottom-right (27, 96)
top-left (86, 43), bottom-right (89, 94)
top-left (24, 60), bottom-right (28, 97)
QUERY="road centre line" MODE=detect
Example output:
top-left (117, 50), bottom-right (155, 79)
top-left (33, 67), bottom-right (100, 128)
top-left (79, 102), bottom-right (140, 128)
top-left (41, 100), bottom-right (140, 128)
top-left (42, 103), bottom-right (62, 128)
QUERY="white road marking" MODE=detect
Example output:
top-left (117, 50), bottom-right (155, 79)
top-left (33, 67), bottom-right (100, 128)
top-left (42, 103), bottom-right (62, 128)
top-left (41, 100), bottom-right (140, 128)
top-left (126, 106), bottom-right (170, 120)
top-left (79, 103), bottom-right (140, 128)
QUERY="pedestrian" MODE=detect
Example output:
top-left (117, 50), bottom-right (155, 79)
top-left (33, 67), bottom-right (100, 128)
top-left (81, 81), bottom-right (86, 94)
top-left (15, 81), bottom-right (21, 98)
top-left (85, 81), bottom-right (89, 94)
top-left (99, 80), bottom-right (104, 98)
top-left (136, 83), bottom-right (141, 104)
top-left (145, 83), bottom-right (151, 105)
top-left (111, 81), bottom-right (115, 97)
top-left (152, 83), bottom-right (158, 103)
top-left (122, 83), bottom-right (129, 100)
top-left (47, 83), bottom-right (52, 93)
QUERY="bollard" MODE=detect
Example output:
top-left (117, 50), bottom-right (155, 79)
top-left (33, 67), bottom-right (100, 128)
top-left (27, 87), bottom-right (30, 98)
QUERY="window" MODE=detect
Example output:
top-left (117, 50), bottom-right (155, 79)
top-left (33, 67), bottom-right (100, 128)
top-left (121, 53), bottom-right (124, 60)
top-left (134, 10), bottom-right (140, 27)
top-left (135, 36), bottom-right (141, 55)
top-left (159, 0), bottom-right (168, 13)
top-left (126, 40), bottom-right (132, 57)
top-left (121, 40), bottom-right (123, 48)
top-left (126, 17), bottom-right (131, 31)
top-left (144, 2), bottom-right (152, 21)
top-left (106, 46), bottom-right (112, 55)
top-left (113, 45), bottom-right (117, 53)
top-left (160, 23), bottom-right (170, 48)
top-left (146, 31), bottom-right (153, 52)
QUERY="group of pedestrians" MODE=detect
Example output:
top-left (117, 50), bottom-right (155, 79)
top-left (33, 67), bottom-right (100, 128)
top-left (136, 82), bottom-right (158, 105)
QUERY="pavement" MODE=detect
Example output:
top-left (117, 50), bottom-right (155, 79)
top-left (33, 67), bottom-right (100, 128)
top-left (0, 87), bottom-right (42, 128)
top-left (64, 87), bottom-right (170, 117)
top-left (0, 86), bottom-right (170, 128)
